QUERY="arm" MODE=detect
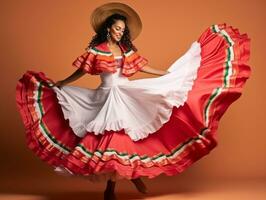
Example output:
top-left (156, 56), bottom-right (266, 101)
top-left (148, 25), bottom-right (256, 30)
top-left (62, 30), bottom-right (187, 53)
top-left (52, 68), bottom-right (86, 88)
top-left (139, 65), bottom-right (169, 76)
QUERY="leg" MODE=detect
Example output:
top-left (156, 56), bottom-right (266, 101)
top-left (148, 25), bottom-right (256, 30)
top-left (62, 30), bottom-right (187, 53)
top-left (131, 177), bottom-right (148, 194)
top-left (104, 179), bottom-right (117, 200)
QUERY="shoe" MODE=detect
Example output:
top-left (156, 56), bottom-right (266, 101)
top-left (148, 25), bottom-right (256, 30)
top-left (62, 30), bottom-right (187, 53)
top-left (104, 180), bottom-right (117, 200)
top-left (131, 178), bottom-right (148, 194)
top-left (104, 189), bottom-right (117, 200)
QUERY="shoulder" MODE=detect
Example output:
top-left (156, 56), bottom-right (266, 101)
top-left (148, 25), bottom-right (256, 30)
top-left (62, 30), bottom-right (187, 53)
top-left (118, 42), bottom-right (138, 54)
top-left (86, 42), bottom-right (112, 56)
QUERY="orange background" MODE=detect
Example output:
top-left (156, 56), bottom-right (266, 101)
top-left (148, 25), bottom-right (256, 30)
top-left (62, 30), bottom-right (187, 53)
top-left (0, 0), bottom-right (265, 197)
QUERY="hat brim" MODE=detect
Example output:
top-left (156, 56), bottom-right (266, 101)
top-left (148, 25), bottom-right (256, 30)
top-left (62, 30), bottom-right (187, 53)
top-left (90, 2), bottom-right (142, 41)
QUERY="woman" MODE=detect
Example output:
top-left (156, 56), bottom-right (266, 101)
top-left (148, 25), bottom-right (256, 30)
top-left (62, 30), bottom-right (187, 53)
top-left (16, 2), bottom-right (251, 200)
top-left (53, 12), bottom-right (164, 198)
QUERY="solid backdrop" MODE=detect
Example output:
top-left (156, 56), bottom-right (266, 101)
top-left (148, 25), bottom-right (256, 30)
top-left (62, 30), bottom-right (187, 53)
top-left (0, 0), bottom-right (265, 196)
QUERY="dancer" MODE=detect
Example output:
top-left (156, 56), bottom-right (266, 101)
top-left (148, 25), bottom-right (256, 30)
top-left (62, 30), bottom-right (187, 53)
top-left (15, 2), bottom-right (251, 200)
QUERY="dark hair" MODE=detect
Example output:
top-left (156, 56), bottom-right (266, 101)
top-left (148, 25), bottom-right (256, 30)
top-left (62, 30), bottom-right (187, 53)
top-left (86, 13), bottom-right (137, 51)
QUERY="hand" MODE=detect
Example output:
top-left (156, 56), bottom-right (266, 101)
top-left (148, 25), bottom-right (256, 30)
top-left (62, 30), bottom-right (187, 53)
top-left (50, 80), bottom-right (65, 89)
top-left (162, 70), bottom-right (170, 76)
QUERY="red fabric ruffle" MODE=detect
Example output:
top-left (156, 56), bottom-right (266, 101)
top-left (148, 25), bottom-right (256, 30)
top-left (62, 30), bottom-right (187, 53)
top-left (16, 23), bottom-right (251, 180)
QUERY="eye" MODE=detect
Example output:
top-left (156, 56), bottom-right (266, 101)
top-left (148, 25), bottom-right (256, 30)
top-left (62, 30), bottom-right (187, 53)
top-left (116, 27), bottom-right (125, 32)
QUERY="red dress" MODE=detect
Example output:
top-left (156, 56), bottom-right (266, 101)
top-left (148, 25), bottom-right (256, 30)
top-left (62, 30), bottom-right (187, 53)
top-left (16, 24), bottom-right (251, 182)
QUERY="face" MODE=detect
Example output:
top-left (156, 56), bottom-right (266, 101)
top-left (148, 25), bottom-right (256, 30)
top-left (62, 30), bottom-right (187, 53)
top-left (107, 20), bottom-right (125, 42)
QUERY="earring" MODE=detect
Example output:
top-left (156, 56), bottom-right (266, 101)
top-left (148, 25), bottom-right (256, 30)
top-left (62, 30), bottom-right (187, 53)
top-left (107, 32), bottom-right (111, 40)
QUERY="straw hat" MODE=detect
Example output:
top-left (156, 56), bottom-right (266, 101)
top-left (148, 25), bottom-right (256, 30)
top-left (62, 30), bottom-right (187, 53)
top-left (90, 2), bottom-right (142, 40)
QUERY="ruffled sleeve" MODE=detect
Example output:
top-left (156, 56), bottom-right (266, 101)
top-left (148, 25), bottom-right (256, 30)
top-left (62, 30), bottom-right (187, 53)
top-left (122, 50), bottom-right (148, 77)
top-left (72, 49), bottom-right (97, 74)
top-left (132, 51), bottom-right (148, 71)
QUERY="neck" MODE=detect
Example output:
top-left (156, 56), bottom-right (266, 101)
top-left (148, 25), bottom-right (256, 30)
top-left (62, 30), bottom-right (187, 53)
top-left (107, 39), bottom-right (119, 47)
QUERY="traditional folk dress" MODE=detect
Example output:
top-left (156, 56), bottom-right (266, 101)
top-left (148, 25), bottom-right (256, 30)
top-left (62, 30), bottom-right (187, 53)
top-left (16, 24), bottom-right (251, 182)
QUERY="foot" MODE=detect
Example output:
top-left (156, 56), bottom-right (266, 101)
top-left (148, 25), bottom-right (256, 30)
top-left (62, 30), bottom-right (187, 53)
top-left (104, 189), bottom-right (117, 200)
top-left (131, 178), bottom-right (148, 194)
top-left (104, 180), bottom-right (117, 200)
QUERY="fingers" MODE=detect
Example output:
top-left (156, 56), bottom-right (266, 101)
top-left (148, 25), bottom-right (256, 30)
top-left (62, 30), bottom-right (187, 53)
top-left (48, 83), bottom-right (55, 88)
top-left (49, 82), bottom-right (63, 89)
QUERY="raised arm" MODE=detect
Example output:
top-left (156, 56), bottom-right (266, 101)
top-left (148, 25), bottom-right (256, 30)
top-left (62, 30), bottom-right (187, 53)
top-left (140, 65), bottom-right (169, 76)
top-left (51, 68), bottom-right (86, 89)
